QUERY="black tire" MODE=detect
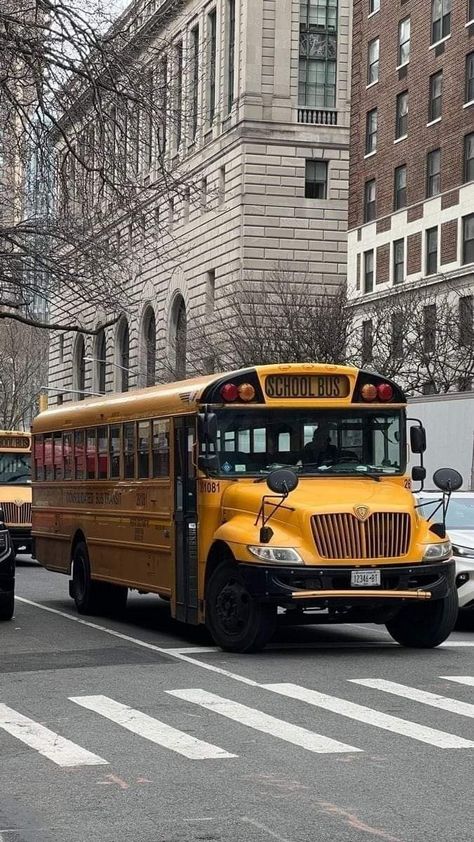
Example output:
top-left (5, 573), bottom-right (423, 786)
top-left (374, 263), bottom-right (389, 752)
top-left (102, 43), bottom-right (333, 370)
top-left (71, 541), bottom-right (104, 615)
top-left (0, 590), bottom-right (14, 621)
top-left (386, 587), bottom-right (458, 648)
top-left (205, 561), bottom-right (277, 653)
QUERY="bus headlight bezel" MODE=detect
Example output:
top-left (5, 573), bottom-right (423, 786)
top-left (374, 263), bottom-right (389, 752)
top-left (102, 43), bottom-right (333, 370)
top-left (422, 540), bottom-right (452, 562)
top-left (247, 546), bottom-right (304, 564)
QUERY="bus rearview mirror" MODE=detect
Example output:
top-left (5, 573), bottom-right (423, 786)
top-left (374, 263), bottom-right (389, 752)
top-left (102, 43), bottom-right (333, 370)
top-left (198, 455), bottom-right (219, 475)
top-left (410, 425), bottom-right (426, 454)
top-left (198, 412), bottom-right (218, 445)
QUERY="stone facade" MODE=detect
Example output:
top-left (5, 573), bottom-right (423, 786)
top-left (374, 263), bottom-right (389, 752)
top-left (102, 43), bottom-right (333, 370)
top-left (48, 0), bottom-right (352, 403)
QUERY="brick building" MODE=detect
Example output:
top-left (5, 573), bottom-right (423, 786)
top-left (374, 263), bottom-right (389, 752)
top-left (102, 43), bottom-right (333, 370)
top-left (48, 0), bottom-right (352, 403)
top-left (347, 0), bottom-right (474, 371)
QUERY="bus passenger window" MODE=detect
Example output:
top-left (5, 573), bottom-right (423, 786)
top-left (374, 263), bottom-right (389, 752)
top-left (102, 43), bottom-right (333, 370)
top-left (63, 432), bottom-right (73, 480)
top-left (152, 420), bottom-right (169, 476)
top-left (86, 429), bottom-right (97, 480)
top-left (123, 422), bottom-right (136, 479)
top-left (97, 427), bottom-right (108, 480)
top-left (138, 421), bottom-right (151, 479)
top-left (109, 426), bottom-right (121, 478)
top-left (34, 435), bottom-right (44, 481)
top-left (44, 435), bottom-right (53, 481)
top-left (54, 432), bottom-right (63, 480)
top-left (74, 430), bottom-right (85, 480)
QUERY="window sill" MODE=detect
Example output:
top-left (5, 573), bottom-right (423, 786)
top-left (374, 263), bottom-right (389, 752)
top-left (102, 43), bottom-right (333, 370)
top-left (463, 100), bottom-right (474, 109)
top-left (366, 80), bottom-right (378, 89)
top-left (396, 61), bottom-right (409, 71)
top-left (465, 20), bottom-right (474, 27)
top-left (426, 117), bottom-right (441, 127)
top-left (429, 34), bottom-right (451, 50)
top-left (364, 150), bottom-right (377, 159)
top-left (394, 135), bottom-right (407, 145)
top-left (368, 9), bottom-right (379, 18)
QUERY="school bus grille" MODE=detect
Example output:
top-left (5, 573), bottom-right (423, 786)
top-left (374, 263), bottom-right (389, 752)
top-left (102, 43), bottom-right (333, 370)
top-left (2, 502), bottom-right (32, 526)
top-left (311, 512), bottom-right (411, 560)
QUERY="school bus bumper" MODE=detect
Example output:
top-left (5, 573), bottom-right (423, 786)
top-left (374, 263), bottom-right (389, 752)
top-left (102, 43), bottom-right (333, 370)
top-left (236, 559), bottom-right (455, 605)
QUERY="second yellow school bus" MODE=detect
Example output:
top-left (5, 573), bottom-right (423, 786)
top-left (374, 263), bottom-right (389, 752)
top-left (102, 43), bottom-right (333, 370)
top-left (0, 430), bottom-right (32, 555)
top-left (32, 363), bottom-right (458, 652)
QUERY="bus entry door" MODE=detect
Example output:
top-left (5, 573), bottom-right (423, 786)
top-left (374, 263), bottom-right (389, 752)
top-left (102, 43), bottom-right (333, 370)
top-left (173, 419), bottom-right (198, 624)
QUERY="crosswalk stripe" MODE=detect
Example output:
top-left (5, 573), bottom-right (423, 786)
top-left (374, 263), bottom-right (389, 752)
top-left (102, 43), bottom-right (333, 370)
top-left (0, 703), bottom-right (107, 767)
top-left (167, 689), bottom-right (362, 754)
top-left (440, 676), bottom-right (474, 687)
top-left (349, 679), bottom-right (474, 718)
top-left (263, 683), bottom-right (474, 749)
top-left (69, 695), bottom-right (236, 760)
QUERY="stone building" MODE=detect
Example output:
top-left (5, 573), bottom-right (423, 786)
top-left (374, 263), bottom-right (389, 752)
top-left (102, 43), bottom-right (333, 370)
top-left (347, 0), bottom-right (474, 391)
top-left (48, 0), bottom-right (352, 403)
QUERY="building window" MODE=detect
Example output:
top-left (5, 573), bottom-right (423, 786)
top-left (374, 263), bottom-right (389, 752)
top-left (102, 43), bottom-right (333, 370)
top-left (365, 108), bottom-right (378, 154)
top-left (426, 227), bottom-right (438, 275)
top-left (95, 329), bottom-right (107, 394)
top-left (469, 0), bottom-right (474, 23)
top-left (219, 166), bottom-right (226, 205)
top-left (142, 307), bottom-right (156, 387)
top-left (58, 334), bottom-right (64, 364)
top-left (299, 0), bottom-right (338, 109)
top-left (422, 380), bottom-right (437, 396)
top-left (175, 42), bottom-right (183, 149)
top-left (426, 149), bottom-right (441, 197)
top-left (208, 8), bottom-right (217, 125)
top-left (74, 334), bottom-right (86, 400)
top-left (428, 71), bottom-right (443, 122)
top-left (305, 160), bottom-right (328, 198)
top-left (364, 179), bottom-right (376, 222)
top-left (362, 319), bottom-right (373, 364)
top-left (459, 295), bottom-right (473, 347)
top-left (201, 176), bottom-right (208, 210)
top-left (394, 165), bottom-right (407, 210)
top-left (116, 318), bottom-right (130, 392)
top-left (367, 37), bottom-right (379, 85)
top-left (463, 214), bottom-right (474, 264)
top-left (364, 250), bottom-right (374, 293)
top-left (398, 18), bottom-right (410, 66)
top-left (170, 295), bottom-right (187, 379)
top-left (190, 26), bottom-right (199, 141)
top-left (391, 313), bottom-right (404, 359)
top-left (206, 269), bottom-right (216, 315)
top-left (466, 52), bottom-right (474, 104)
top-left (423, 305), bottom-right (436, 354)
top-left (393, 239), bottom-right (405, 284)
top-left (431, 0), bottom-right (451, 44)
top-left (369, 0), bottom-right (380, 13)
top-left (465, 133), bottom-right (474, 182)
top-left (227, 0), bottom-right (236, 113)
top-left (395, 91), bottom-right (408, 139)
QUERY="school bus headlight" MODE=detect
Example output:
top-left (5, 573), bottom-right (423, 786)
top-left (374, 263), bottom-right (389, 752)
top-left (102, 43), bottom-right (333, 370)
top-left (248, 546), bottom-right (304, 564)
top-left (422, 540), bottom-right (452, 562)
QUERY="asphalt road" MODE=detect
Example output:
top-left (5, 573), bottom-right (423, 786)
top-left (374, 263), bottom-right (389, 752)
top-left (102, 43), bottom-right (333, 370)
top-left (1, 557), bottom-right (473, 842)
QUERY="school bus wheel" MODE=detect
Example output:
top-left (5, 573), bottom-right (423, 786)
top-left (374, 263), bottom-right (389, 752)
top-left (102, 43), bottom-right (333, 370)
top-left (71, 541), bottom-right (127, 617)
top-left (385, 586), bottom-right (458, 648)
top-left (205, 561), bottom-right (276, 653)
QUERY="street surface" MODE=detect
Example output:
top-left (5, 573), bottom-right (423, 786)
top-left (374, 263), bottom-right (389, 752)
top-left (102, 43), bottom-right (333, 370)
top-left (1, 556), bottom-right (474, 842)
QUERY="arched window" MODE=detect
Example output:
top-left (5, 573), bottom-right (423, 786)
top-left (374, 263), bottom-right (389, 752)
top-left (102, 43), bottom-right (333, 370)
top-left (95, 329), bottom-right (107, 394)
top-left (143, 307), bottom-right (156, 386)
top-left (73, 334), bottom-right (86, 400)
top-left (116, 317), bottom-right (130, 392)
top-left (170, 295), bottom-right (187, 379)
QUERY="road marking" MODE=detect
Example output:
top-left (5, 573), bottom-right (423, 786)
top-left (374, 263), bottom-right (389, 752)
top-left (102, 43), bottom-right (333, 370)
top-left (350, 679), bottom-right (474, 718)
top-left (263, 684), bottom-right (474, 749)
top-left (0, 703), bottom-right (107, 767)
top-left (440, 676), bottom-right (474, 687)
top-left (242, 817), bottom-right (294, 842)
top-left (69, 695), bottom-right (235, 760)
top-left (167, 689), bottom-right (361, 754)
top-left (439, 641), bottom-right (474, 647)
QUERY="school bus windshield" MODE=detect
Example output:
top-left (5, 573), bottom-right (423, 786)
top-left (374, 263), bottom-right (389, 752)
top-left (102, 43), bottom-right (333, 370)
top-left (0, 453), bottom-right (32, 485)
top-left (214, 409), bottom-right (405, 477)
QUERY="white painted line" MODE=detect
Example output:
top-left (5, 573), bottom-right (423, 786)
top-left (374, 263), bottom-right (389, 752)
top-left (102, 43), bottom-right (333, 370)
top-left (349, 679), bottom-right (474, 718)
top-left (0, 703), bottom-right (107, 767)
top-left (440, 676), bottom-right (474, 687)
top-left (263, 684), bottom-right (474, 749)
top-left (167, 689), bottom-right (361, 754)
top-left (70, 695), bottom-right (235, 760)
top-left (242, 817), bottom-right (294, 842)
top-left (439, 641), bottom-right (474, 647)
top-left (161, 647), bottom-right (220, 654)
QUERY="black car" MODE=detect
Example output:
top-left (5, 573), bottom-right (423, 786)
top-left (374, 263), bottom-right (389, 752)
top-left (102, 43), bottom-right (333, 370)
top-left (0, 508), bottom-right (15, 621)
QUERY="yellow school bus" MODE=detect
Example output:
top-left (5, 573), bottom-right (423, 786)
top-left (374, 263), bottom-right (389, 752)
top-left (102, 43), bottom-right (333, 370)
top-left (32, 363), bottom-right (459, 652)
top-left (0, 430), bottom-right (32, 555)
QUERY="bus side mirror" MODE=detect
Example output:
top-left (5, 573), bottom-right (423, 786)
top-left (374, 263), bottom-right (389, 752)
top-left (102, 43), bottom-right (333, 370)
top-left (410, 426), bottom-right (426, 454)
top-left (198, 455), bottom-right (219, 475)
top-left (412, 466), bottom-right (426, 483)
top-left (198, 413), bottom-right (218, 445)
top-left (433, 468), bottom-right (463, 493)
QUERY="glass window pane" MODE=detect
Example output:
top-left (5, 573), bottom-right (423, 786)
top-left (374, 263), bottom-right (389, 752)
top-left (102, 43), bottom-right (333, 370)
top-left (123, 422), bottom-right (136, 479)
top-left (109, 425), bottom-right (121, 478)
top-left (152, 419), bottom-right (170, 476)
top-left (138, 421), bottom-right (151, 479)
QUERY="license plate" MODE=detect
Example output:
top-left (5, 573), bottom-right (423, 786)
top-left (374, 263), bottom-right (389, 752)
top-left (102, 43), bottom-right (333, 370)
top-left (351, 570), bottom-right (381, 587)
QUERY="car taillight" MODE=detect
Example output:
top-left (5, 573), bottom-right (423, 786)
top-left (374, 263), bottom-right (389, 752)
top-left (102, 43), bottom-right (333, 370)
top-left (220, 383), bottom-right (239, 402)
